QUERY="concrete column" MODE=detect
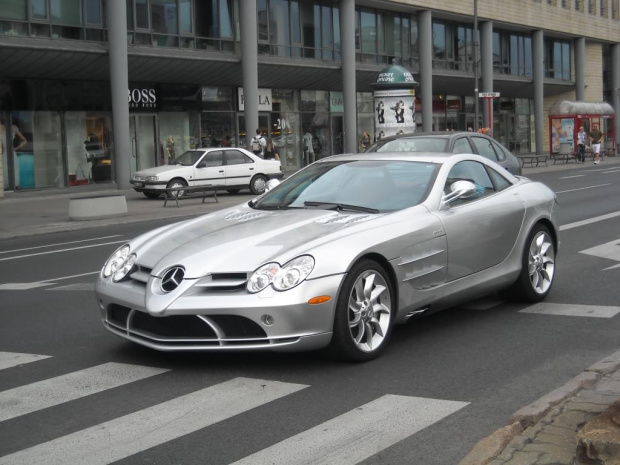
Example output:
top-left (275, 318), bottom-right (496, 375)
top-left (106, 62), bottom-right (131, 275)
top-left (340, 0), bottom-right (356, 153)
top-left (574, 37), bottom-right (586, 101)
top-left (107, 0), bottom-right (131, 190)
top-left (533, 30), bottom-right (544, 154)
top-left (480, 21), bottom-right (493, 129)
top-left (612, 44), bottom-right (620, 155)
top-left (240, 0), bottom-right (259, 149)
top-left (418, 10), bottom-right (433, 132)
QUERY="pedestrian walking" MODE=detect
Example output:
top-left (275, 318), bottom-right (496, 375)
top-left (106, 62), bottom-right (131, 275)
top-left (359, 130), bottom-right (371, 152)
top-left (577, 126), bottom-right (587, 163)
top-left (589, 124), bottom-right (603, 164)
top-left (251, 129), bottom-right (266, 158)
top-left (264, 138), bottom-right (280, 161)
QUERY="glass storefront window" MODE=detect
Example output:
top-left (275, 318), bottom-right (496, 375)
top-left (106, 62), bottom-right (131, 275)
top-left (65, 111), bottom-right (113, 184)
top-left (159, 112), bottom-right (193, 162)
top-left (31, 0), bottom-right (48, 20)
top-left (9, 111), bottom-right (64, 189)
top-left (201, 112), bottom-right (235, 147)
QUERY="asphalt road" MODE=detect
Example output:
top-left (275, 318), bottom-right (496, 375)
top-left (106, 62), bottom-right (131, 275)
top-left (1, 163), bottom-right (619, 464)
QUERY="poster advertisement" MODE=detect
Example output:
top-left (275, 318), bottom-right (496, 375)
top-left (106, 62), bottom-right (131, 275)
top-left (373, 89), bottom-right (416, 140)
top-left (550, 117), bottom-right (574, 152)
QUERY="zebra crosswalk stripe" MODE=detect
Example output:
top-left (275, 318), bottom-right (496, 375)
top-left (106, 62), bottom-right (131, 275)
top-left (0, 377), bottom-right (308, 465)
top-left (0, 362), bottom-right (169, 423)
top-left (0, 351), bottom-right (50, 371)
top-left (231, 394), bottom-right (469, 465)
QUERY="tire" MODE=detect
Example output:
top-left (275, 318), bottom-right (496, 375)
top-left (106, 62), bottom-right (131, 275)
top-left (226, 189), bottom-right (241, 195)
top-left (250, 175), bottom-right (268, 195)
top-left (501, 224), bottom-right (556, 302)
top-left (166, 178), bottom-right (188, 198)
top-left (143, 192), bottom-right (161, 199)
top-left (327, 259), bottom-right (394, 362)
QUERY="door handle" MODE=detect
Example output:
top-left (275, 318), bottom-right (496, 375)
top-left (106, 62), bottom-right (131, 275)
top-left (219, 170), bottom-right (224, 173)
top-left (249, 167), bottom-right (254, 170)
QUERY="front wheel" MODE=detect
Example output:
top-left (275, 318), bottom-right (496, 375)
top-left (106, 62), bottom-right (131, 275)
top-left (250, 175), bottom-right (267, 195)
top-left (502, 224), bottom-right (556, 302)
top-left (327, 259), bottom-right (394, 362)
top-left (166, 178), bottom-right (188, 198)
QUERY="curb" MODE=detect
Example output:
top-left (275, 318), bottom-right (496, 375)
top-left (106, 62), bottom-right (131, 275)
top-left (459, 350), bottom-right (620, 465)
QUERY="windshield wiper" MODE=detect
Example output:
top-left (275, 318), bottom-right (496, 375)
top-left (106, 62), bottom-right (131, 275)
top-left (303, 201), bottom-right (379, 214)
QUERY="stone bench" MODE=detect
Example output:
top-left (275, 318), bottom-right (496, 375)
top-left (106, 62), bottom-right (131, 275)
top-left (69, 194), bottom-right (128, 221)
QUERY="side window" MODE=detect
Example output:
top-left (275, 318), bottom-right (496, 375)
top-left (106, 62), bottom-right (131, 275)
top-left (471, 136), bottom-right (499, 162)
top-left (199, 151), bottom-right (223, 168)
top-left (490, 140), bottom-right (508, 161)
top-left (225, 150), bottom-right (252, 165)
top-left (445, 161), bottom-right (495, 205)
top-left (486, 166), bottom-right (512, 192)
top-left (452, 137), bottom-right (474, 154)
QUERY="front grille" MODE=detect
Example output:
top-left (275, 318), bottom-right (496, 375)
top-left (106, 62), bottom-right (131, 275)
top-left (105, 305), bottom-right (267, 344)
top-left (194, 273), bottom-right (249, 292)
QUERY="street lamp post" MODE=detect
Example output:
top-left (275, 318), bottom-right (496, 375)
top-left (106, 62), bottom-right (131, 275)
top-left (473, 0), bottom-right (479, 131)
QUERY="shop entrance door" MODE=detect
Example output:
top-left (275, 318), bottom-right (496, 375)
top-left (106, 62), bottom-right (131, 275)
top-left (129, 114), bottom-right (158, 176)
top-left (331, 114), bottom-right (344, 156)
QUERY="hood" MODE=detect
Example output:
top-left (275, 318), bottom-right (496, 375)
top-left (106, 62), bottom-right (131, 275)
top-left (132, 205), bottom-right (381, 278)
top-left (135, 165), bottom-right (187, 177)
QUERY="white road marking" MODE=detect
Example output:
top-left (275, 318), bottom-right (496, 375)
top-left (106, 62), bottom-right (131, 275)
top-left (559, 175), bottom-right (586, 179)
top-left (555, 183), bottom-right (611, 194)
top-left (579, 239), bottom-right (620, 270)
top-left (0, 240), bottom-right (126, 262)
top-left (519, 303), bottom-right (620, 318)
top-left (560, 211), bottom-right (620, 231)
top-left (0, 271), bottom-right (99, 291)
top-left (0, 236), bottom-right (123, 255)
top-left (0, 377), bottom-right (308, 465)
top-left (0, 362), bottom-right (169, 423)
top-left (0, 352), bottom-right (50, 371)
top-left (231, 395), bottom-right (468, 465)
top-left (47, 283), bottom-right (94, 291)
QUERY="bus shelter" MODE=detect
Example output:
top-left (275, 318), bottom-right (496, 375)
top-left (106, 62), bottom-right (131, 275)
top-left (548, 101), bottom-right (615, 156)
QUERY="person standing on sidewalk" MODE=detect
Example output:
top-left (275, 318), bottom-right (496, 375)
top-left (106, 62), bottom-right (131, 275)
top-left (577, 126), bottom-right (587, 163)
top-left (589, 124), bottom-right (603, 165)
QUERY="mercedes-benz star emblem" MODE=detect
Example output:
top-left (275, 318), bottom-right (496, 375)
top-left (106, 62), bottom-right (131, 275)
top-left (160, 266), bottom-right (185, 293)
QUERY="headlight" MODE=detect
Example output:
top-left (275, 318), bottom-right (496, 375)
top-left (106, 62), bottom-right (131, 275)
top-left (113, 253), bottom-right (136, 282)
top-left (146, 175), bottom-right (158, 182)
top-left (247, 255), bottom-right (314, 293)
top-left (102, 245), bottom-right (130, 278)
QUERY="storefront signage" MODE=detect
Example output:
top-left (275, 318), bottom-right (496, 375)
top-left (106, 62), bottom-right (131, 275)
top-left (128, 86), bottom-right (158, 111)
top-left (330, 92), bottom-right (344, 112)
top-left (238, 88), bottom-right (272, 111)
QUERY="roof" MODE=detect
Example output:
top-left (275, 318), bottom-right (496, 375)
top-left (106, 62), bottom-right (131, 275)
top-left (548, 100), bottom-right (615, 116)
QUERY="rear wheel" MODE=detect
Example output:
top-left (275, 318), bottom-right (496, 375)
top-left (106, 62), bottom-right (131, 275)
top-left (250, 175), bottom-right (267, 195)
top-left (327, 259), bottom-right (394, 362)
top-left (502, 224), bottom-right (555, 302)
top-left (166, 178), bottom-right (188, 198)
top-left (226, 189), bottom-right (240, 195)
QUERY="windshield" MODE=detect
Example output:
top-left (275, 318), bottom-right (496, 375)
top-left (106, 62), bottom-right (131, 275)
top-left (169, 151), bottom-right (206, 166)
top-left (366, 137), bottom-right (449, 153)
top-left (253, 160), bottom-right (439, 213)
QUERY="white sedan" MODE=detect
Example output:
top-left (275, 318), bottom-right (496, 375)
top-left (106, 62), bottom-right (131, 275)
top-left (131, 148), bottom-right (283, 198)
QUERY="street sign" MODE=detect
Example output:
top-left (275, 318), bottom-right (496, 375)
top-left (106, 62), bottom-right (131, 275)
top-left (479, 92), bottom-right (500, 98)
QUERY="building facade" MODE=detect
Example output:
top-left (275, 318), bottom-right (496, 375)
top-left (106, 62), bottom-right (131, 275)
top-left (0, 0), bottom-right (619, 194)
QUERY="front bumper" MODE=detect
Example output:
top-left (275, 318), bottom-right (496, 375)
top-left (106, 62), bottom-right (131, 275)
top-left (95, 272), bottom-right (344, 352)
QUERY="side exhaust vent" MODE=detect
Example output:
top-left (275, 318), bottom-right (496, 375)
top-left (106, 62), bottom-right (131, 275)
top-left (405, 306), bottom-right (430, 321)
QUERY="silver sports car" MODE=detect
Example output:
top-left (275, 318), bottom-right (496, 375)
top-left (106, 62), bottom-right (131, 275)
top-left (95, 152), bottom-right (559, 362)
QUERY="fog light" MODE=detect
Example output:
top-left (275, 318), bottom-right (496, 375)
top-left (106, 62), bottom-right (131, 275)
top-left (99, 300), bottom-right (105, 310)
top-left (261, 315), bottom-right (275, 326)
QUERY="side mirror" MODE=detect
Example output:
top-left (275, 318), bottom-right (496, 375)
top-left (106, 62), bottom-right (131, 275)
top-left (442, 180), bottom-right (477, 205)
top-left (265, 179), bottom-right (281, 192)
